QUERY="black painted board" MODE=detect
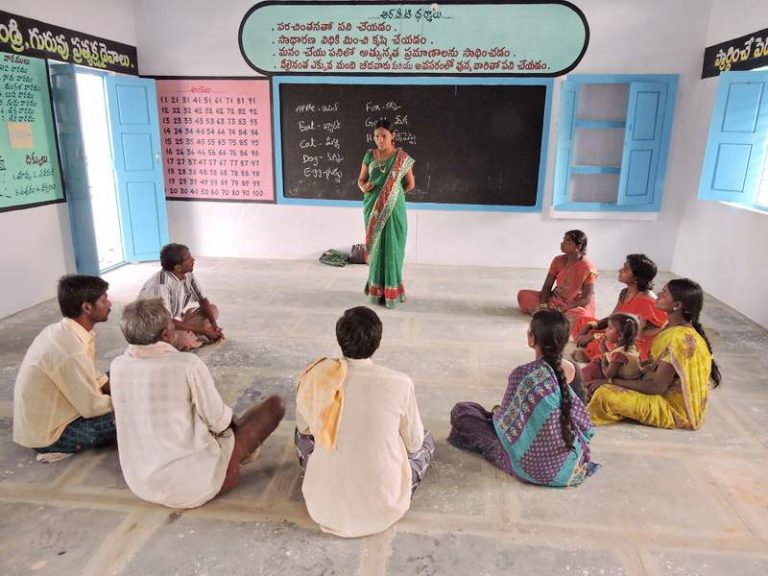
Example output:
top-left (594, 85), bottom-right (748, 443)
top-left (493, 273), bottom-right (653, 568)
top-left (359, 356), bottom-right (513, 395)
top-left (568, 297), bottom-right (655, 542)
top-left (279, 83), bottom-right (546, 206)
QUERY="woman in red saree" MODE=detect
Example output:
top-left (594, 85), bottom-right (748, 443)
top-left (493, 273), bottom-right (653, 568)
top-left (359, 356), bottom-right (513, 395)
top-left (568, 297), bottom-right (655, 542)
top-left (517, 230), bottom-right (597, 337)
top-left (357, 120), bottom-right (415, 309)
top-left (573, 254), bottom-right (667, 362)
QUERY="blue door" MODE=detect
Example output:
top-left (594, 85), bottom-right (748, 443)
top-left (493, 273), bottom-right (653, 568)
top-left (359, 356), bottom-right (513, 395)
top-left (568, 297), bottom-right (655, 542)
top-left (106, 76), bottom-right (169, 262)
top-left (49, 63), bottom-right (100, 275)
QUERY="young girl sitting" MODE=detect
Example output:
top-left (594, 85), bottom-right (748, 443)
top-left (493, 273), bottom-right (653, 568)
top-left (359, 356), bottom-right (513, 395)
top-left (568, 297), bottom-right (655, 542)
top-left (582, 313), bottom-right (642, 397)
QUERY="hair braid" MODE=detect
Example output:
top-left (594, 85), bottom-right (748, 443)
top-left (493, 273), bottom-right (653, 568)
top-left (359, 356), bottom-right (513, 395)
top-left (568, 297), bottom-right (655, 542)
top-left (541, 345), bottom-right (574, 450)
top-left (668, 278), bottom-right (722, 389)
top-left (691, 319), bottom-right (722, 388)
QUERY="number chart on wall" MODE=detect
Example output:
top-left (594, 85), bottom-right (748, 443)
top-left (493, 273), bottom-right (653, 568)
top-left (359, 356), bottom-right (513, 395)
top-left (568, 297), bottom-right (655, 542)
top-left (0, 53), bottom-right (64, 212)
top-left (156, 78), bottom-right (274, 203)
top-left (274, 77), bottom-right (552, 210)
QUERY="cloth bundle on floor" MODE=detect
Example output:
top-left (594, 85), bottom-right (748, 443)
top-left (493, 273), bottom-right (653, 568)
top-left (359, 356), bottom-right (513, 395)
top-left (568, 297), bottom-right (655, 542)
top-left (319, 249), bottom-right (349, 267)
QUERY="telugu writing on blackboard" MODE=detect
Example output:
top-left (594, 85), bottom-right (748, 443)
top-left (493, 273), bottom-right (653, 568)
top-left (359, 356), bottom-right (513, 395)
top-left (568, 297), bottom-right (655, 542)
top-left (291, 96), bottom-right (417, 188)
top-left (277, 80), bottom-right (548, 208)
top-left (701, 26), bottom-right (768, 78)
top-left (240, 1), bottom-right (588, 76)
top-left (0, 53), bottom-right (64, 211)
top-left (0, 10), bottom-right (138, 75)
top-left (156, 79), bottom-right (274, 202)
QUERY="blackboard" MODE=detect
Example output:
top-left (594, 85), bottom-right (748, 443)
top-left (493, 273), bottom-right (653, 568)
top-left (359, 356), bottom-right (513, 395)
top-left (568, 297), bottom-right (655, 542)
top-left (0, 53), bottom-right (64, 212)
top-left (276, 80), bottom-right (550, 208)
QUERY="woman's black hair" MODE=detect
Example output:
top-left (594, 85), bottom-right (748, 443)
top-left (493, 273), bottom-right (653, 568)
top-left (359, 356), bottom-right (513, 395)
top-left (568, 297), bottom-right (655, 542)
top-left (565, 229), bottom-right (588, 254)
top-left (667, 278), bottom-right (722, 388)
top-left (530, 309), bottom-right (574, 449)
top-left (609, 313), bottom-right (639, 349)
top-left (374, 118), bottom-right (393, 133)
top-left (625, 253), bottom-right (658, 292)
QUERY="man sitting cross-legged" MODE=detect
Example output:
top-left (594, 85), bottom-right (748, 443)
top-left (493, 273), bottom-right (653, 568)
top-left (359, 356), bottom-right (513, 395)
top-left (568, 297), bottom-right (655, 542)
top-left (295, 306), bottom-right (434, 538)
top-left (110, 298), bottom-right (285, 508)
top-left (139, 242), bottom-right (222, 350)
top-left (13, 275), bottom-right (115, 459)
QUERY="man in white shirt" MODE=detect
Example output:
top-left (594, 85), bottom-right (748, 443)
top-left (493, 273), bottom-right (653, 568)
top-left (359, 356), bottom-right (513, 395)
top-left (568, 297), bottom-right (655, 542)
top-left (110, 297), bottom-right (285, 509)
top-left (13, 275), bottom-right (115, 455)
top-left (139, 243), bottom-right (223, 350)
top-left (295, 306), bottom-right (434, 538)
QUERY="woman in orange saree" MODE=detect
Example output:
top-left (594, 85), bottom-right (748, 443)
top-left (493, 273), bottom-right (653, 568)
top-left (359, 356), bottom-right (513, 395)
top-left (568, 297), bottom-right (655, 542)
top-left (573, 254), bottom-right (667, 362)
top-left (517, 230), bottom-right (597, 337)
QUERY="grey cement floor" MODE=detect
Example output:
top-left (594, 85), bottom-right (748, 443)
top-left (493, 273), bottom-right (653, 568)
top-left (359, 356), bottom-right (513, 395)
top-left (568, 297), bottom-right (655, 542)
top-left (0, 259), bottom-right (766, 576)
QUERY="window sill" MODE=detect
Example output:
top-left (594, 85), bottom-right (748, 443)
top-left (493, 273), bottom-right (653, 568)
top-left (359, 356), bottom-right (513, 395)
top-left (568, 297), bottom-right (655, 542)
top-left (719, 201), bottom-right (768, 215)
top-left (549, 209), bottom-right (659, 221)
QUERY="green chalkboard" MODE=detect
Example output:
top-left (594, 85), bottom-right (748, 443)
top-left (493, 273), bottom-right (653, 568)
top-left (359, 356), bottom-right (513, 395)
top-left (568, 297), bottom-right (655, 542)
top-left (0, 53), bottom-right (64, 212)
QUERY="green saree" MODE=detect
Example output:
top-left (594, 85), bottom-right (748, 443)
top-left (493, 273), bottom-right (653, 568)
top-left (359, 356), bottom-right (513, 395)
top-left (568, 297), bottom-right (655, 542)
top-left (362, 148), bottom-right (415, 308)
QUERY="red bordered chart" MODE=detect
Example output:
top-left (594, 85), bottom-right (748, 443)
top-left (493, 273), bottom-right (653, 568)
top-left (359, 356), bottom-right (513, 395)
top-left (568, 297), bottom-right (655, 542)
top-left (156, 78), bottom-right (274, 202)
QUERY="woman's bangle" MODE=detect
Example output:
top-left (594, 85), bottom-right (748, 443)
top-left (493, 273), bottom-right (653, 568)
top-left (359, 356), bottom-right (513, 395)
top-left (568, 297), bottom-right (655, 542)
top-left (537, 303), bottom-right (549, 310)
top-left (587, 321), bottom-right (598, 329)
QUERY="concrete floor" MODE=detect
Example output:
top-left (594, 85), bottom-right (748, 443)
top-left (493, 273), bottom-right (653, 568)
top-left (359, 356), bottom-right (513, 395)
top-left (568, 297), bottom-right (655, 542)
top-left (0, 259), bottom-right (766, 576)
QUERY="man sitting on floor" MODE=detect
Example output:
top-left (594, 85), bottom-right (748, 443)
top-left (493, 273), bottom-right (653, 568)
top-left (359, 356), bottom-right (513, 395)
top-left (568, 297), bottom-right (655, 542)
top-left (13, 275), bottom-right (115, 458)
top-left (139, 242), bottom-right (223, 350)
top-left (295, 306), bottom-right (434, 538)
top-left (110, 297), bottom-right (285, 508)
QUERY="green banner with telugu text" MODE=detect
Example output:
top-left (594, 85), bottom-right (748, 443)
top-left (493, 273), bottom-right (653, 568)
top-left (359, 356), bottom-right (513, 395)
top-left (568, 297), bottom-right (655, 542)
top-left (240, 1), bottom-right (588, 76)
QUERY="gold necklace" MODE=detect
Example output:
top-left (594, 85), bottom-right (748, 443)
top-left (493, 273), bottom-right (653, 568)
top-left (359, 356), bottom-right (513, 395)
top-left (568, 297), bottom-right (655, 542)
top-left (376, 149), bottom-right (394, 173)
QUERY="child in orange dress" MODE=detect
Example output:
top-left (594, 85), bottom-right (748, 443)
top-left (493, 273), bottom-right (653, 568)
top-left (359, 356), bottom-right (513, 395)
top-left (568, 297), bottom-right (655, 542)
top-left (581, 313), bottom-right (642, 398)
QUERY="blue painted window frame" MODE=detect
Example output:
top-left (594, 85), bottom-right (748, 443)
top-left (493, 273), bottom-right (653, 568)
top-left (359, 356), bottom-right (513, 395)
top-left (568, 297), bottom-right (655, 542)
top-left (272, 76), bottom-right (553, 212)
top-left (698, 71), bottom-right (768, 212)
top-left (552, 74), bottom-right (678, 213)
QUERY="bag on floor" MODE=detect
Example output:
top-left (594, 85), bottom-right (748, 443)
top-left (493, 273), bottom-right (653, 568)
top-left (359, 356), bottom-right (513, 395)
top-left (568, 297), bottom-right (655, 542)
top-left (319, 249), bottom-right (349, 267)
top-left (349, 243), bottom-right (368, 265)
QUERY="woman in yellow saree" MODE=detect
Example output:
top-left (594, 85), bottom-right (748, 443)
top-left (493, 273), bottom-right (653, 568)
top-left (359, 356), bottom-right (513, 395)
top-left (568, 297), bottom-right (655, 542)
top-left (588, 278), bottom-right (722, 430)
top-left (357, 120), bottom-right (415, 308)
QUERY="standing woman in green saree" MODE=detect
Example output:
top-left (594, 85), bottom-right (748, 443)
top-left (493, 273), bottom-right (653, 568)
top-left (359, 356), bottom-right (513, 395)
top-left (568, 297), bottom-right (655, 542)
top-left (357, 119), bottom-right (415, 308)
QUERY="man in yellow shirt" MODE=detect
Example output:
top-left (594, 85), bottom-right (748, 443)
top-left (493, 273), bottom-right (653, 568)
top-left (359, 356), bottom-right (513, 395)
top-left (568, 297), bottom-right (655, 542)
top-left (13, 275), bottom-right (115, 455)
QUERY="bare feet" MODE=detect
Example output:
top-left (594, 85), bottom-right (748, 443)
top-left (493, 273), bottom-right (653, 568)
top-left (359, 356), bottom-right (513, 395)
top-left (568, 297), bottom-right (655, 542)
top-left (174, 330), bottom-right (203, 350)
top-left (219, 395), bottom-right (286, 494)
top-left (239, 445), bottom-right (262, 465)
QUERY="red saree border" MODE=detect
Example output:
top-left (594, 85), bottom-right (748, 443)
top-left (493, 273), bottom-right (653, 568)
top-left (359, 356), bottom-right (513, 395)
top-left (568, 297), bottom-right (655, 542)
top-left (365, 148), bottom-right (410, 252)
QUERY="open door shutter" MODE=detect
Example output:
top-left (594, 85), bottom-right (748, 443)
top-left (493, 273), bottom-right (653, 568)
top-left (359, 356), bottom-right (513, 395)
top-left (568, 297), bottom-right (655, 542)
top-left (617, 82), bottom-right (667, 206)
top-left (553, 81), bottom-right (578, 206)
top-left (106, 75), bottom-right (169, 262)
top-left (49, 63), bottom-right (100, 275)
top-left (698, 71), bottom-right (768, 203)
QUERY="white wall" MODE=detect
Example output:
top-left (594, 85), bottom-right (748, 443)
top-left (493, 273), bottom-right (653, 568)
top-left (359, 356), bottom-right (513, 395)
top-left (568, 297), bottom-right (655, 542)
top-left (132, 0), bottom-right (711, 272)
top-left (0, 0), bottom-right (137, 319)
top-left (3, 0), bottom-right (764, 328)
top-left (672, 0), bottom-right (768, 328)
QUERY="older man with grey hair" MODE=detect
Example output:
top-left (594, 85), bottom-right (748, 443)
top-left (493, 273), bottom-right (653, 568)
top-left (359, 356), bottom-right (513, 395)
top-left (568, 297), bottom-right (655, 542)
top-left (110, 298), bottom-right (285, 508)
